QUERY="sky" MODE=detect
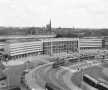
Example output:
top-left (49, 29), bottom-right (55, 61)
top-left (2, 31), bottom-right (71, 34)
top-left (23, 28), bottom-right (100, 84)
top-left (0, 0), bottom-right (107, 28)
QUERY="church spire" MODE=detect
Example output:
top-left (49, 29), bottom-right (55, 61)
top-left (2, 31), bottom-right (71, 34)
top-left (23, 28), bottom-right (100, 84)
top-left (49, 19), bottom-right (51, 31)
top-left (46, 19), bottom-right (52, 31)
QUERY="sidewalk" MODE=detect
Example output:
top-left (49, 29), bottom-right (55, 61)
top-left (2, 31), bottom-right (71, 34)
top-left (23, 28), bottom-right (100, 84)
top-left (2, 60), bottom-right (25, 66)
top-left (2, 55), bottom-right (53, 66)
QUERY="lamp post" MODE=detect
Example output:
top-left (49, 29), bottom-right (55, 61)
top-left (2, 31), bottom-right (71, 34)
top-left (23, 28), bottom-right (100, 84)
top-left (101, 51), bottom-right (105, 64)
top-left (80, 68), bottom-right (84, 90)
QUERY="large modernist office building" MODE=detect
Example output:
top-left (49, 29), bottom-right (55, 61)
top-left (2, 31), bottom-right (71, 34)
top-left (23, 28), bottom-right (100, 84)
top-left (0, 38), bottom-right (79, 60)
top-left (42, 38), bottom-right (79, 55)
top-left (0, 35), bottom-right (56, 60)
top-left (5, 40), bottom-right (43, 60)
top-left (0, 36), bottom-right (104, 61)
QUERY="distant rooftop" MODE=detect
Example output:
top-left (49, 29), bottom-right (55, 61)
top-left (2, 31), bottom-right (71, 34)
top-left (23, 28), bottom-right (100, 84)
top-left (0, 35), bottom-right (55, 44)
top-left (0, 35), bottom-right (56, 40)
top-left (5, 39), bottom-right (41, 44)
top-left (40, 37), bottom-right (78, 42)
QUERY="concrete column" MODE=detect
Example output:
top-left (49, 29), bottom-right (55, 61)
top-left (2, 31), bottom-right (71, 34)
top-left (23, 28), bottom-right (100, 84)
top-left (50, 42), bottom-right (53, 56)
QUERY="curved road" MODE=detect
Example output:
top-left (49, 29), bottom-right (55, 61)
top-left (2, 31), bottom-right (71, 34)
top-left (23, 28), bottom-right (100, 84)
top-left (27, 63), bottom-right (81, 90)
top-left (25, 60), bottom-right (102, 90)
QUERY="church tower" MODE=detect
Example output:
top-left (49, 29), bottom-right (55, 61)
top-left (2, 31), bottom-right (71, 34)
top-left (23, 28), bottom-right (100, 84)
top-left (46, 19), bottom-right (52, 31)
top-left (49, 19), bottom-right (51, 31)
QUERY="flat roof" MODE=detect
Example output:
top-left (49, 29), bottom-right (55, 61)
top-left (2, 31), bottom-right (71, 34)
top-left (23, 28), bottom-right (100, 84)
top-left (0, 35), bottom-right (56, 39)
top-left (41, 38), bottom-right (79, 42)
top-left (5, 38), bottom-right (41, 44)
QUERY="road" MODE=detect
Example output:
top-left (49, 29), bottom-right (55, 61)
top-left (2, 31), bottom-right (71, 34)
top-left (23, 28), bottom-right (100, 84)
top-left (25, 60), bottom-right (102, 90)
top-left (26, 62), bottom-right (81, 90)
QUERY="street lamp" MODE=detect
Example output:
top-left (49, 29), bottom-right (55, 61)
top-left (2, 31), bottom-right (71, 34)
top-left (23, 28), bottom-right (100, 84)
top-left (80, 68), bottom-right (84, 89)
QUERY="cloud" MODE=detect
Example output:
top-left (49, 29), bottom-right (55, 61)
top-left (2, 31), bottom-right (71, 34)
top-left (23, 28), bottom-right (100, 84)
top-left (0, 0), bottom-right (107, 28)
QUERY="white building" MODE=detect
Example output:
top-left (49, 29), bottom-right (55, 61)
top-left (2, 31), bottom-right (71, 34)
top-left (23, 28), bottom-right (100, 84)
top-left (0, 37), bottom-right (104, 61)
top-left (79, 37), bottom-right (103, 56)
top-left (4, 40), bottom-right (43, 60)
top-left (0, 38), bottom-right (79, 60)
top-left (41, 38), bottom-right (79, 56)
top-left (79, 37), bottom-right (102, 50)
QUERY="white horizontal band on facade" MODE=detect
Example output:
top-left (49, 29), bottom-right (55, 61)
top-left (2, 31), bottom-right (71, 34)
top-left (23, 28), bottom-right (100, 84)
top-left (80, 44), bottom-right (102, 45)
top-left (6, 40), bottom-right (43, 56)
top-left (10, 49), bottom-right (42, 53)
top-left (80, 45), bottom-right (102, 46)
top-left (41, 38), bottom-right (78, 42)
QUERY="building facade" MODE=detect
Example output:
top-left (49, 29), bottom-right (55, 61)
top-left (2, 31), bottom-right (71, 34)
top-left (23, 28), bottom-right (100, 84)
top-left (102, 37), bottom-right (108, 49)
top-left (79, 37), bottom-right (103, 56)
top-left (42, 38), bottom-right (79, 55)
top-left (0, 38), bottom-right (79, 60)
top-left (5, 40), bottom-right (43, 60)
top-left (0, 36), bottom-right (105, 61)
top-left (79, 37), bottom-right (102, 50)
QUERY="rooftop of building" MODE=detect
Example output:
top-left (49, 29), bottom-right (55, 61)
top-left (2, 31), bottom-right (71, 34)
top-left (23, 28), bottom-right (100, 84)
top-left (0, 34), bottom-right (56, 40)
top-left (5, 39), bottom-right (41, 44)
top-left (5, 37), bottom-right (79, 44)
top-left (40, 37), bottom-right (79, 42)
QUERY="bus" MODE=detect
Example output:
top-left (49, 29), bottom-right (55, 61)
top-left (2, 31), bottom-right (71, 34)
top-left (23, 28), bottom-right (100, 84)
top-left (83, 74), bottom-right (98, 88)
top-left (97, 82), bottom-right (108, 90)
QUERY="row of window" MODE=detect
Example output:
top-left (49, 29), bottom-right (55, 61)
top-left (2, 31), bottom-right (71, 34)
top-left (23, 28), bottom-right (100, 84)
top-left (8, 51), bottom-right (42, 60)
top-left (43, 41), bottom-right (78, 46)
top-left (80, 47), bottom-right (101, 50)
